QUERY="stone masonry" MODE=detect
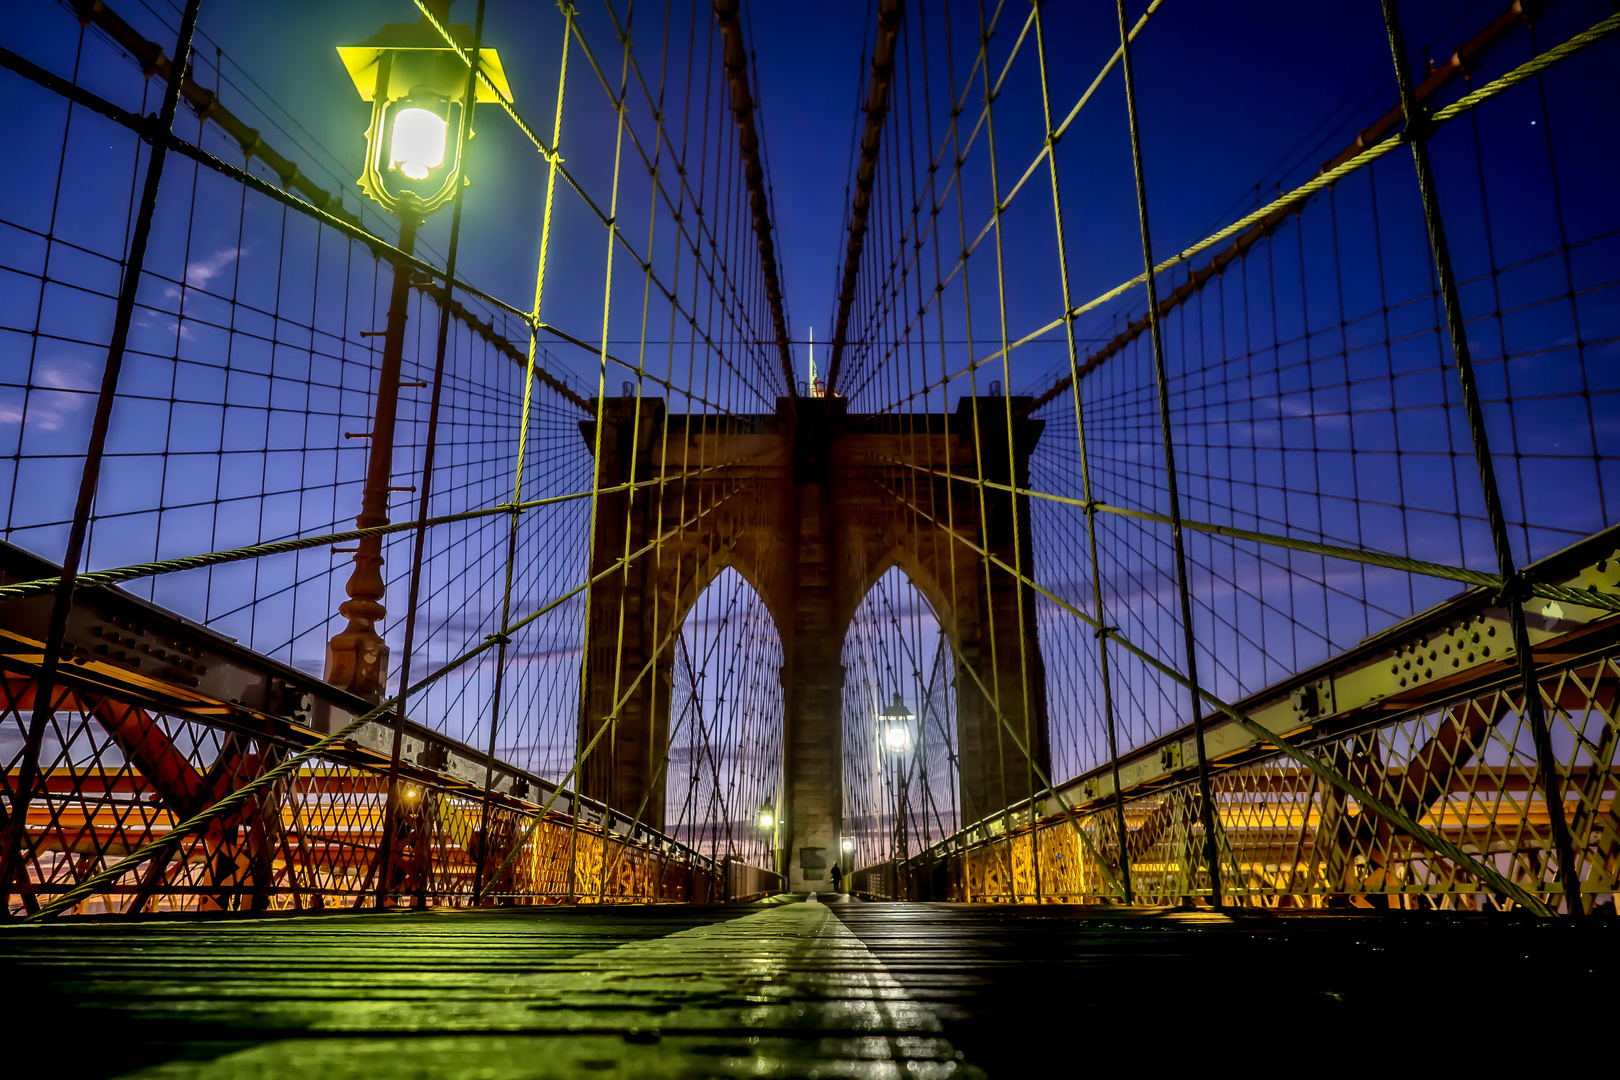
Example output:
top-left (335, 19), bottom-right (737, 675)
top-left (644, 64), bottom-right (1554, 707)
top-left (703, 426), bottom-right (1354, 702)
top-left (579, 395), bottom-right (1049, 889)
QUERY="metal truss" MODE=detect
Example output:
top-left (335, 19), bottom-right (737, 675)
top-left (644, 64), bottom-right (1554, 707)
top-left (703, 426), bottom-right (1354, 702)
top-left (869, 528), bottom-right (1620, 910)
top-left (0, 541), bottom-right (758, 915)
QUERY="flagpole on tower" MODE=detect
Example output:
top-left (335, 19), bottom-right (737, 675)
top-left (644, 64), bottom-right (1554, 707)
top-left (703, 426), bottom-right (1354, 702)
top-left (808, 326), bottom-right (817, 395)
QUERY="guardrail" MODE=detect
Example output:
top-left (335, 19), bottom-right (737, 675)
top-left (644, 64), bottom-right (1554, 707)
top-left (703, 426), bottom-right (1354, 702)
top-left (890, 529), bottom-right (1620, 912)
top-left (0, 542), bottom-right (776, 915)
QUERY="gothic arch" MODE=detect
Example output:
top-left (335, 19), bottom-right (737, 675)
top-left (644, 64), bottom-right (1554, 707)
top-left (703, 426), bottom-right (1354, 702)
top-left (579, 393), bottom-right (1047, 886)
top-left (834, 539), bottom-right (961, 663)
top-left (665, 565), bottom-right (785, 869)
top-left (838, 565), bottom-right (964, 870)
top-left (669, 534), bottom-right (793, 664)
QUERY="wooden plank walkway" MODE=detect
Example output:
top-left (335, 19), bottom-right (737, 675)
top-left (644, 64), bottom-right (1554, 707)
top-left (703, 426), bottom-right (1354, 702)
top-left (2, 896), bottom-right (1615, 1077)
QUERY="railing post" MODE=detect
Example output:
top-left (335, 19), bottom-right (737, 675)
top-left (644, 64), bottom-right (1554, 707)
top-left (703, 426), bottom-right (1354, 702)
top-left (1377, 0), bottom-right (1582, 915)
top-left (0, 0), bottom-right (205, 914)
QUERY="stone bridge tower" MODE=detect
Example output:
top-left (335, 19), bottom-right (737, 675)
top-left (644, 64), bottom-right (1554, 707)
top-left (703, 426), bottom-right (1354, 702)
top-left (578, 395), bottom-right (1049, 890)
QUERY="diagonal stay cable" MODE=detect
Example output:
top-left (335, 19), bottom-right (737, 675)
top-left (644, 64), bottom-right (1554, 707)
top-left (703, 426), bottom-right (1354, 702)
top-left (862, 10), bottom-right (1620, 420)
top-left (861, 452), bottom-right (1620, 614)
top-left (0, 457), bottom-right (761, 601)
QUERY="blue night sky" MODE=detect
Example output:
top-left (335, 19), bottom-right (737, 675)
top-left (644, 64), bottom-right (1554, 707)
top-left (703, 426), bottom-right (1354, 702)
top-left (15, 0), bottom-right (1588, 361)
top-left (3, 0), bottom-right (1617, 788)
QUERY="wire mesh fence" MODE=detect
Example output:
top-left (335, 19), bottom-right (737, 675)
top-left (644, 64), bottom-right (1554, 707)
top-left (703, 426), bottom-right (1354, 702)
top-left (834, 0), bottom-right (1619, 911)
top-left (2, 0), bottom-right (790, 916)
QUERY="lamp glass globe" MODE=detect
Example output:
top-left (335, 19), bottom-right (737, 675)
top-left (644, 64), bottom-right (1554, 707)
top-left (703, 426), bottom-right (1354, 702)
top-left (884, 722), bottom-right (911, 753)
top-left (391, 107), bottom-right (448, 180)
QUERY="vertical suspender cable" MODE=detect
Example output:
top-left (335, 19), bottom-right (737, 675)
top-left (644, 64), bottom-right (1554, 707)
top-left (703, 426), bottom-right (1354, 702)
top-left (1113, 0), bottom-right (1223, 906)
top-left (1033, 0), bottom-right (1134, 903)
top-left (978, 2), bottom-right (1044, 904)
top-left (1377, 0), bottom-right (1581, 914)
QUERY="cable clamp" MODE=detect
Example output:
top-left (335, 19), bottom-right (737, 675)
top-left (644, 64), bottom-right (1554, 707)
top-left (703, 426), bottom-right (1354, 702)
top-left (1494, 572), bottom-right (1532, 607)
top-left (1094, 625), bottom-right (1119, 640)
top-left (486, 632), bottom-right (513, 646)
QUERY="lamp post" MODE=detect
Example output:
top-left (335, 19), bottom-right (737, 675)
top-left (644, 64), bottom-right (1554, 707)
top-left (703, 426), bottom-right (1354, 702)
top-left (756, 799), bottom-right (780, 893)
top-left (324, 3), bottom-right (511, 700)
top-left (879, 691), bottom-right (915, 898)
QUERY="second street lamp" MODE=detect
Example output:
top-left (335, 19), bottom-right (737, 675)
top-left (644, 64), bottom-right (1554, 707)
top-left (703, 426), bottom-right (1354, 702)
top-left (881, 691), bottom-right (913, 753)
top-left (879, 692), bottom-right (916, 895)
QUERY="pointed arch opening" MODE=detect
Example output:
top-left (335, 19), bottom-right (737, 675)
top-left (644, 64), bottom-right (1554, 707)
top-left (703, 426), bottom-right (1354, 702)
top-left (663, 566), bottom-right (785, 869)
top-left (840, 566), bottom-right (961, 874)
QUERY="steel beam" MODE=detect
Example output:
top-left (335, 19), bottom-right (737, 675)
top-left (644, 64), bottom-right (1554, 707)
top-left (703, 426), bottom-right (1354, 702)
top-left (942, 525), bottom-right (1620, 851)
top-left (0, 542), bottom-right (708, 869)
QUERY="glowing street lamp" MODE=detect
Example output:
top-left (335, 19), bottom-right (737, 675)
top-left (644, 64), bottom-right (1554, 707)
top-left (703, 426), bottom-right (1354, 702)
top-left (840, 837), bottom-right (855, 854)
top-left (324, 4), bottom-right (511, 703)
top-left (878, 692), bottom-right (917, 893)
top-left (880, 692), bottom-right (914, 754)
top-left (757, 801), bottom-right (776, 831)
top-left (389, 103), bottom-right (448, 180)
top-left (337, 7), bottom-right (511, 221)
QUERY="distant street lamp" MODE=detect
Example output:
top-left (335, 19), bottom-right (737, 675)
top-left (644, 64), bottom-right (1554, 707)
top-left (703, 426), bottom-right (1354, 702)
top-left (879, 692), bottom-right (916, 894)
top-left (324, 2), bottom-right (510, 700)
top-left (880, 691), bottom-right (914, 753)
top-left (757, 801), bottom-right (776, 831)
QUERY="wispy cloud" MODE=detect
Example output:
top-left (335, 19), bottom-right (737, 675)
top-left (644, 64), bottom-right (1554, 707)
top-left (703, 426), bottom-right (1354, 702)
top-left (184, 246), bottom-right (244, 290)
top-left (159, 246), bottom-right (247, 334)
top-left (0, 359), bottom-right (95, 431)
